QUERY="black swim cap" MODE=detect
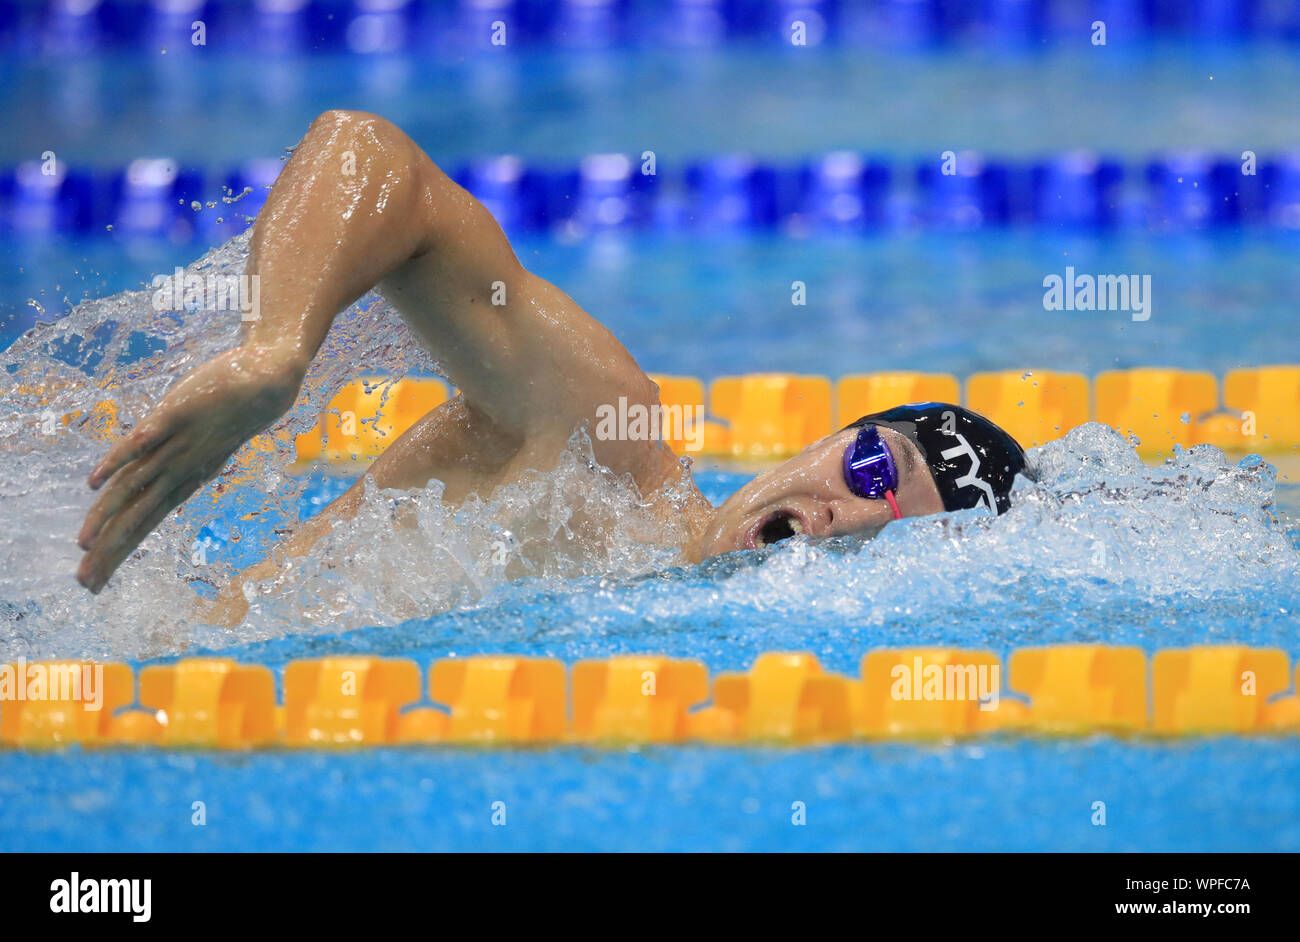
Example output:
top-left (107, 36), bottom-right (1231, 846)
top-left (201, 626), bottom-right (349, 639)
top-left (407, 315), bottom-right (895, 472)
top-left (846, 403), bottom-right (1028, 514)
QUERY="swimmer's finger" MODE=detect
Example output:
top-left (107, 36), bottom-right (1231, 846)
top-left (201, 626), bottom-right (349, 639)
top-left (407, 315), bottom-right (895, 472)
top-left (76, 477), bottom-right (163, 591)
top-left (87, 418), bottom-right (176, 490)
top-left (77, 473), bottom-right (202, 593)
top-left (78, 434), bottom-right (187, 551)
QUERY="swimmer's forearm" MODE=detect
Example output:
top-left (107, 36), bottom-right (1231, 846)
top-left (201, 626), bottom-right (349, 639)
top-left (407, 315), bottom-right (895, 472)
top-left (208, 484), bottom-right (363, 625)
top-left (209, 399), bottom-right (495, 625)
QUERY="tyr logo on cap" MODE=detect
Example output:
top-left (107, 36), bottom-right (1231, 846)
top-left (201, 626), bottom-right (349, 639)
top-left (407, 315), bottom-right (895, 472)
top-left (939, 434), bottom-right (996, 512)
top-left (845, 402), bottom-right (1029, 515)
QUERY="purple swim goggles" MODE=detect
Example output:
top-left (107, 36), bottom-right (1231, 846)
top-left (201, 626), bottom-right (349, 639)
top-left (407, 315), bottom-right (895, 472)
top-left (842, 424), bottom-right (902, 519)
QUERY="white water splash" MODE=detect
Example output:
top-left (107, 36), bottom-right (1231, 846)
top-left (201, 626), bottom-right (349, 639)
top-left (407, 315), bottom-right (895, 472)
top-left (0, 234), bottom-right (690, 659)
top-left (229, 432), bottom-right (693, 645)
top-left (657, 422), bottom-right (1299, 634)
top-left (2, 235), bottom-right (1297, 661)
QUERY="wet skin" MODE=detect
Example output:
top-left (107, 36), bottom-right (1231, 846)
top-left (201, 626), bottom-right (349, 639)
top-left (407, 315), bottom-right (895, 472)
top-left (695, 426), bottom-right (945, 559)
top-left (74, 110), bottom-right (947, 615)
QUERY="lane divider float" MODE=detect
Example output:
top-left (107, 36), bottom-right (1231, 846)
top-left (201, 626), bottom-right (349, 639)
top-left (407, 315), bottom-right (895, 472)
top-left (3, 645), bottom-right (1299, 750)
top-left (287, 365), bottom-right (1300, 463)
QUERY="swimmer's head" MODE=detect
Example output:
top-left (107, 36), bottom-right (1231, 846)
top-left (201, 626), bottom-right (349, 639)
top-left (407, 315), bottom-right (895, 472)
top-left (695, 402), bottom-right (1030, 558)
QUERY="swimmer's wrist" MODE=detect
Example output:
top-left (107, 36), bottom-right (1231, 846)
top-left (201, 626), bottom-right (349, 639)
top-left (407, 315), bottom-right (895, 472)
top-left (237, 340), bottom-right (311, 389)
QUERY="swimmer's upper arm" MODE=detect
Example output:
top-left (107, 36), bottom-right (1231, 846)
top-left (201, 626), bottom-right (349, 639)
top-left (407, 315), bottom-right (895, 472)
top-left (377, 151), bottom-right (652, 442)
top-left (246, 110), bottom-right (660, 467)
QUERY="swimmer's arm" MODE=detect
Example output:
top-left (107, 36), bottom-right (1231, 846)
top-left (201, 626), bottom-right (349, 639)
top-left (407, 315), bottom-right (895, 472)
top-left (79, 109), bottom-right (658, 592)
top-left (208, 483), bottom-right (365, 626)
top-left (241, 108), bottom-right (656, 442)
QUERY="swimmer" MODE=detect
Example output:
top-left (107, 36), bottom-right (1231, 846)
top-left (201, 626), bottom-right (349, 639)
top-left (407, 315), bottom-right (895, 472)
top-left (74, 110), bottom-right (1029, 618)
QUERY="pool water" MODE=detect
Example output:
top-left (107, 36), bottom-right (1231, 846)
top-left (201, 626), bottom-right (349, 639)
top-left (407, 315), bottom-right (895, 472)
top-left (7, 45), bottom-right (1300, 167)
top-left (1, 459), bottom-right (1298, 851)
top-left (5, 739), bottom-right (1300, 852)
top-left (8, 42), bottom-right (1300, 347)
top-left (4, 38), bottom-right (1300, 852)
top-left (9, 231), bottom-right (1300, 374)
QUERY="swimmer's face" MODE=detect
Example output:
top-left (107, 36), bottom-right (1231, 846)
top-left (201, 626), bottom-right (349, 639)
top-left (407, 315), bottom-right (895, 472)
top-left (695, 426), bottom-right (945, 559)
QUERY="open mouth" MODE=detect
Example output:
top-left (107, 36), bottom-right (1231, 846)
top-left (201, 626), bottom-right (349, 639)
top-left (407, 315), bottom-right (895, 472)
top-left (750, 508), bottom-right (806, 548)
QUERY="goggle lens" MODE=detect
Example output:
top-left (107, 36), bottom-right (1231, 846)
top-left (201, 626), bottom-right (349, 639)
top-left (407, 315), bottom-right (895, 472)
top-left (843, 425), bottom-right (901, 516)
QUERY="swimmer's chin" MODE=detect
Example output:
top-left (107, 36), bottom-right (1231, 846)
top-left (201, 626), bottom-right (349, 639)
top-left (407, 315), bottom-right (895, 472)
top-left (689, 506), bottom-right (810, 560)
top-left (688, 521), bottom-right (754, 561)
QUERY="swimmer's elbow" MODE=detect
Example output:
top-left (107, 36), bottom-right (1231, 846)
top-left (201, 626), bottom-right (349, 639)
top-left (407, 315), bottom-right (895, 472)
top-left (307, 108), bottom-right (393, 142)
top-left (303, 109), bottom-right (426, 184)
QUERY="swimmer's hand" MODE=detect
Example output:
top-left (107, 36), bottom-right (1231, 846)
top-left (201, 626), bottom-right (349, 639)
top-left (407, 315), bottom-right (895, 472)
top-left (204, 579), bottom-right (251, 629)
top-left (76, 347), bottom-right (301, 593)
top-left (202, 552), bottom-right (284, 628)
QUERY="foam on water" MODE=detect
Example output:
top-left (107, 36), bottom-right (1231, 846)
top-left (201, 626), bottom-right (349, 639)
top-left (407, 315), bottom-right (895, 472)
top-left (2, 236), bottom-right (1298, 662)
top-left (0, 233), bottom-right (694, 659)
top-left (677, 426), bottom-right (1298, 627)
top-left (221, 436), bottom-right (694, 647)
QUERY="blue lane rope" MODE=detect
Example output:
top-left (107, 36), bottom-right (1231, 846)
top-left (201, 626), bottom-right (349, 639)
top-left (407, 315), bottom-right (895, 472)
top-left (2, 0), bottom-right (1296, 57)
top-left (3, 150), bottom-right (1298, 240)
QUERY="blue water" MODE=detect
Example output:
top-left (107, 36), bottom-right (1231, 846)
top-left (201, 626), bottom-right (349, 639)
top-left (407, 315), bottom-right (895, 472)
top-left (6, 39), bottom-right (1300, 853)
top-left (9, 232), bottom-right (1300, 374)
top-left (5, 740), bottom-right (1300, 852)
top-left (2, 471), bottom-right (1298, 852)
top-left (7, 46), bottom-right (1300, 166)
top-left (9, 43), bottom-right (1300, 357)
